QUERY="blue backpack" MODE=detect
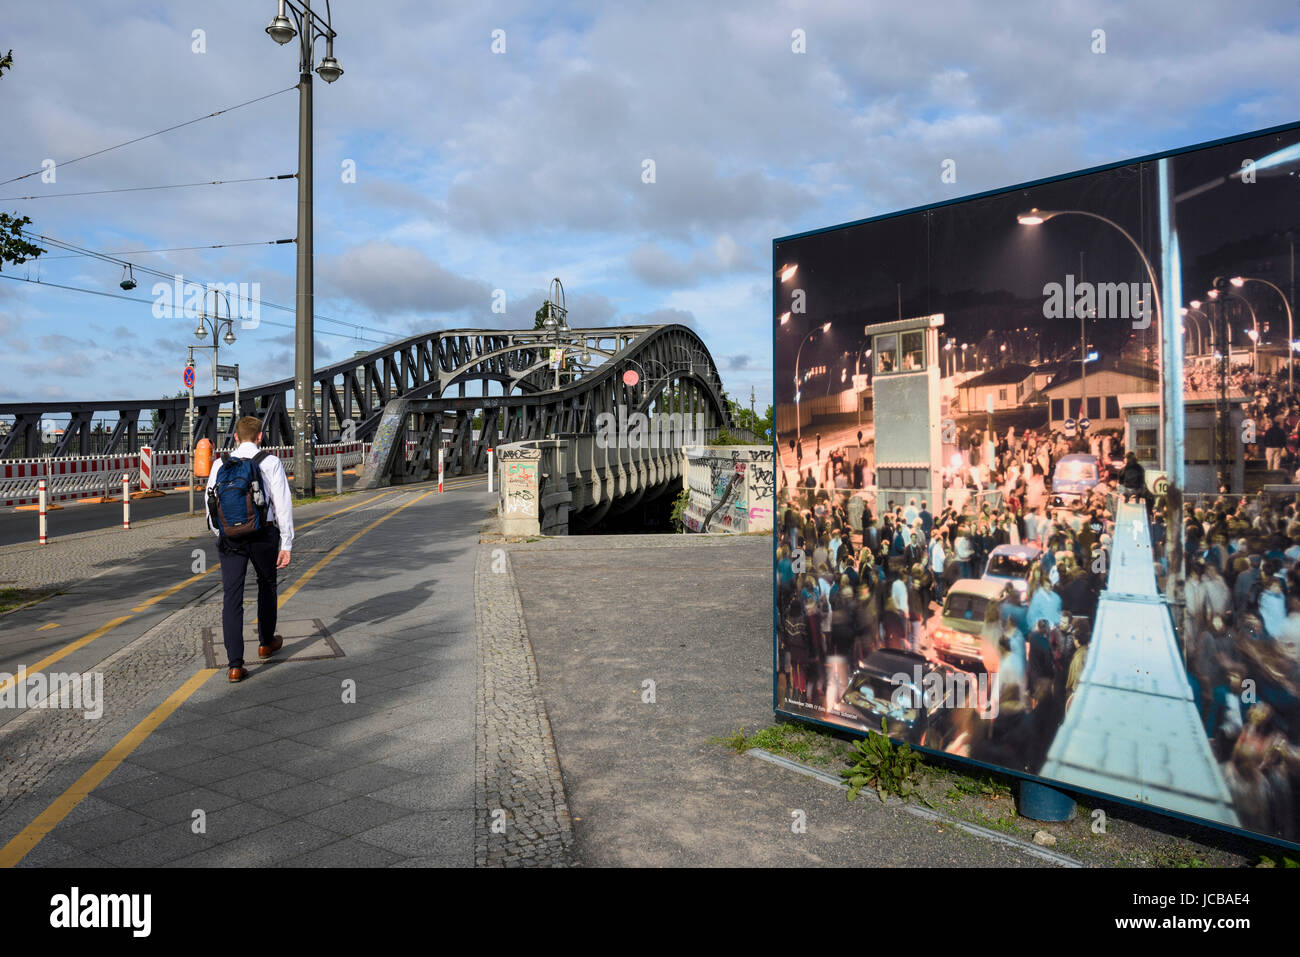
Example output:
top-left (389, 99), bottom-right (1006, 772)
top-left (208, 451), bottom-right (271, 540)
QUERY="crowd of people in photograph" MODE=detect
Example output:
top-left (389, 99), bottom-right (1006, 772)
top-left (776, 367), bottom-right (1300, 837)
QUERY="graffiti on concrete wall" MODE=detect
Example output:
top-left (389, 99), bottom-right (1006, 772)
top-left (500, 446), bottom-right (541, 518)
top-left (683, 445), bottom-right (774, 533)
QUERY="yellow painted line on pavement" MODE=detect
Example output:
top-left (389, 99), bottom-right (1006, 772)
top-left (0, 667), bottom-right (219, 868)
top-left (0, 486), bottom-right (441, 864)
top-left (4, 490), bottom-right (406, 686)
top-left (131, 568), bottom-right (214, 613)
top-left (297, 490), bottom-right (395, 530)
top-left (277, 489), bottom-right (436, 610)
top-left (36, 623), bottom-right (58, 631)
top-left (0, 616), bottom-right (132, 697)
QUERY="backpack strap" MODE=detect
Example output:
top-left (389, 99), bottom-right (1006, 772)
top-left (248, 450), bottom-right (273, 515)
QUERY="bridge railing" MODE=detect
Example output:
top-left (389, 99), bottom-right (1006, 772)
top-left (496, 426), bottom-right (753, 535)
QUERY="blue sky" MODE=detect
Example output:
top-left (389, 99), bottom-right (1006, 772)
top-left (2, 0), bottom-right (1299, 413)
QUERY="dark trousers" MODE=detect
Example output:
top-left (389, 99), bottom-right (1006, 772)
top-left (218, 525), bottom-right (280, 668)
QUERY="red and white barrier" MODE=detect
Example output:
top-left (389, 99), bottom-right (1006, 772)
top-left (38, 479), bottom-right (48, 544)
top-left (139, 446), bottom-right (190, 493)
top-left (1, 455), bottom-right (138, 507)
top-left (3, 439), bottom-right (423, 509)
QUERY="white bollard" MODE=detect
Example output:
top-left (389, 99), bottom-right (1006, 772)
top-left (336, 452), bottom-right (343, 496)
top-left (39, 479), bottom-right (48, 545)
top-left (122, 474), bottom-right (131, 530)
top-left (488, 447), bottom-right (494, 493)
top-left (438, 448), bottom-right (444, 493)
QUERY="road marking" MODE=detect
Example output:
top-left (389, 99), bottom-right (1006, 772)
top-left (0, 487), bottom-right (439, 865)
top-left (0, 616), bottom-right (132, 696)
top-left (277, 489), bottom-right (436, 609)
top-left (297, 490), bottom-right (395, 530)
top-left (36, 623), bottom-right (58, 631)
top-left (2, 489), bottom-right (409, 689)
top-left (131, 569), bottom-right (214, 613)
top-left (0, 667), bottom-right (219, 868)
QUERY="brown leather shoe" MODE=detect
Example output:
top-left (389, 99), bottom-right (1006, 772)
top-left (228, 667), bottom-right (248, 683)
top-left (258, 635), bottom-right (284, 659)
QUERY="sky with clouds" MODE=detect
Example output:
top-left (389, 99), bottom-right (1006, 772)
top-left (2, 0), bottom-right (1299, 414)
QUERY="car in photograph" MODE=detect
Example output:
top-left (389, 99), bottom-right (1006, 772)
top-left (981, 543), bottom-right (1043, 596)
top-left (1050, 452), bottom-right (1101, 508)
top-left (838, 648), bottom-right (966, 739)
top-left (929, 578), bottom-right (1004, 675)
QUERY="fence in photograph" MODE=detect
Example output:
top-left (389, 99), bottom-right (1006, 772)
top-left (0, 440), bottom-right (414, 507)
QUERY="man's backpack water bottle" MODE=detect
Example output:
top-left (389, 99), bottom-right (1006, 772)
top-left (208, 451), bottom-right (271, 540)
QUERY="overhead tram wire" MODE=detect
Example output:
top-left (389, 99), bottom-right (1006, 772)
top-left (0, 273), bottom-right (393, 347)
top-left (0, 87), bottom-right (297, 187)
top-left (19, 230), bottom-right (405, 341)
top-left (40, 239), bottom-right (293, 260)
top-left (0, 174), bottom-right (295, 202)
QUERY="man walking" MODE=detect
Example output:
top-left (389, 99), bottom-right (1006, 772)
top-left (205, 416), bottom-right (295, 683)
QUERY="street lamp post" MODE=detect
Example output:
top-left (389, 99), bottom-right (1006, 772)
top-left (1221, 290), bottom-right (1259, 379)
top-left (1019, 207), bottom-right (1165, 469)
top-left (265, 0), bottom-right (344, 497)
top-left (1233, 276), bottom-right (1295, 391)
top-left (794, 322), bottom-right (831, 447)
top-left (192, 290), bottom-right (238, 442)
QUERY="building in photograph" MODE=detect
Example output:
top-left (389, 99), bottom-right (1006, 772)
top-left (955, 363), bottom-right (1035, 414)
top-left (1040, 356), bottom-right (1158, 432)
top-left (865, 314), bottom-right (944, 512)
top-left (1121, 395), bottom-right (1247, 494)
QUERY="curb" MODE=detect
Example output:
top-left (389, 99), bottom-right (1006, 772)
top-left (747, 747), bottom-right (1085, 868)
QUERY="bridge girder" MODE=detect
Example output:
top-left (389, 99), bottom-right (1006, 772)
top-left (0, 324), bottom-right (733, 460)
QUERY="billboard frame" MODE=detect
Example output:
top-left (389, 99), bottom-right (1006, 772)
top-left (772, 118), bottom-right (1300, 853)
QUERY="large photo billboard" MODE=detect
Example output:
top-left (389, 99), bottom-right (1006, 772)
top-left (773, 123), bottom-right (1300, 848)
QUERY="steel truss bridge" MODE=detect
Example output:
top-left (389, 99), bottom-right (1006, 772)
top-left (0, 323), bottom-right (736, 486)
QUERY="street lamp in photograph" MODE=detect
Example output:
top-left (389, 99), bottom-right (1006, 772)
top-left (794, 321), bottom-right (831, 446)
top-left (264, 0), bottom-right (344, 496)
top-left (1182, 305), bottom-right (1209, 358)
top-left (1232, 275), bottom-right (1295, 391)
top-left (1018, 207), bottom-right (1165, 468)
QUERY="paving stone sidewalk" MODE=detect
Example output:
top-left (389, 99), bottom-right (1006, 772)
top-left (0, 485), bottom-right (492, 867)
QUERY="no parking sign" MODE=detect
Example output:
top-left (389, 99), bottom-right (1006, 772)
top-left (183, 366), bottom-right (195, 390)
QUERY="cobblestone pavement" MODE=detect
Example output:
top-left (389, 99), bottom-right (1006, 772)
top-left (0, 483), bottom-right (490, 867)
top-left (509, 534), bottom-right (1059, 867)
top-left (0, 509), bottom-right (212, 591)
top-left (474, 542), bottom-right (573, 867)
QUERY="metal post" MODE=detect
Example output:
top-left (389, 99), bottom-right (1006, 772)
top-left (292, 60), bottom-right (316, 496)
top-left (488, 447), bottom-right (495, 493)
top-left (187, 380), bottom-right (195, 515)
top-left (1158, 157), bottom-right (1185, 620)
top-left (122, 474), bottom-right (131, 530)
top-left (438, 447), bottom-right (444, 493)
top-left (38, 479), bottom-right (47, 545)
top-left (336, 449), bottom-right (343, 496)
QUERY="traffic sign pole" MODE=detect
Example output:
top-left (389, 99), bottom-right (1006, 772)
top-left (185, 360), bottom-right (195, 515)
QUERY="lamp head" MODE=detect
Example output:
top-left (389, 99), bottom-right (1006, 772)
top-left (1017, 208), bottom-right (1054, 226)
top-left (266, 4), bottom-right (296, 45)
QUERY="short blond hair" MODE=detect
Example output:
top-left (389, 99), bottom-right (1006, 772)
top-left (235, 416), bottom-right (263, 443)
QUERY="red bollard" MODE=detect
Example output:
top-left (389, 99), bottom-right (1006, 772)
top-left (39, 479), bottom-right (48, 545)
top-left (122, 474), bottom-right (131, 530)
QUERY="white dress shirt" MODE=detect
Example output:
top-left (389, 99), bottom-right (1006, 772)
top-left (204, 441), bottom-right (295, 551)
